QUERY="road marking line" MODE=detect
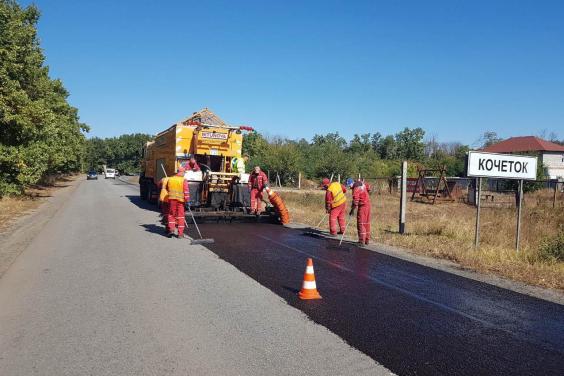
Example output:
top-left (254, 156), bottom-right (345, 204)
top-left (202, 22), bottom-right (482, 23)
top-left (257, 234), bottom-right (495, 328)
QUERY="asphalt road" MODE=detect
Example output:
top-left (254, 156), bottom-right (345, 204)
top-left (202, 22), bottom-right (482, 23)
top-left (0, 178), bottom-right (391, 376)
top-left (198, 222), bottom-right (564, 375)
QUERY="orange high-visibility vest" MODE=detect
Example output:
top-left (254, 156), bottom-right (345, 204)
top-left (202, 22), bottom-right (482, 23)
top-left (159, 177), bottom-right (169, 202)
top-left (327, 182), bottom-right (346, 208)
top-left (167, 176), bottom-right (185, 202)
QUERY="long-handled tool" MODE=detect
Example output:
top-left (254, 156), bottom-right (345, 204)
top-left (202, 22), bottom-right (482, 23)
top-left (338, 215), bottom-right (353, 246)
top-left (185, 207), bottom-right (215, 245)
top-left (315, 213), bottom-right (327, 229)
top-left (161, 164), bottom-right (214, 244)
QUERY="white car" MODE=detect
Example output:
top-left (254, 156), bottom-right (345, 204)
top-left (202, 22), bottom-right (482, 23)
top-left (105, 169), bottom-right (116, 179)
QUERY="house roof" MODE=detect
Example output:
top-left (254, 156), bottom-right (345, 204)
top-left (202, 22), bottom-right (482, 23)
top-left (482, 136), bottom-right (564, 153)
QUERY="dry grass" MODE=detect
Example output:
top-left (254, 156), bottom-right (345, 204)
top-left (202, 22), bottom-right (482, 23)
top-left (0, 175), bottom-right (79, 232)
top-left (280, 188), bottom-right (564, 290)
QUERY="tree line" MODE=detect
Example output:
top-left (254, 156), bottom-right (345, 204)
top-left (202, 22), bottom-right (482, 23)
top-left (243, 128), bottom-right (470, 184)
top-left (85, 134), bottom-right (153, 175)
top-left (0, 0), bottom-right (87, 196)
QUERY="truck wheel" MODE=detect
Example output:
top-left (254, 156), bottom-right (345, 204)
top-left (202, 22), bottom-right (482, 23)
top-left (147, 184), bottom-right (154, 203)
top-left (140, 181), bottom-right (147, 200)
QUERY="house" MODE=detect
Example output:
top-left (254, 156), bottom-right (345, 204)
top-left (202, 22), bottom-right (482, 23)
top-left (482, 136), bottom-right (564, 179)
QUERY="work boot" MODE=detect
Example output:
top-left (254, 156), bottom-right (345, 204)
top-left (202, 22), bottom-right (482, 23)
top-left (337, 231), bottom-right (344, 235)
top-left (365, 240), bottom-right (370, 245)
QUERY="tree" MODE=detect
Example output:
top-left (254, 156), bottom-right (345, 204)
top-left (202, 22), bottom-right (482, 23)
top-left (0, 0), bottom-right (87, 195)
top-left (479, 131), bottom-right (502, 148)
top-left (84, 133), bottom-right (153, 174)
top-left (395, 127), bottom-right (425, 160)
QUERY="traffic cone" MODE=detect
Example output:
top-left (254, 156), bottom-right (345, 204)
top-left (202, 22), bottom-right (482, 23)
top-left (298, 258), bottom-right (322, 300)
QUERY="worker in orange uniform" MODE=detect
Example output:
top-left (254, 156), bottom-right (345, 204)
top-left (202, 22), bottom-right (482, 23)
top-left (187, 157), bottom-right (201, 172)
top-left (165, 167), bottom-right (190, 238)
top-left (248, 166), bottom-right (268, 215)
top-left (347, 178), bottom-right (372, 245)
top-left (321, 178), bottom-right (347, 236)
top-left (158, 176), bottom-right (170, 225)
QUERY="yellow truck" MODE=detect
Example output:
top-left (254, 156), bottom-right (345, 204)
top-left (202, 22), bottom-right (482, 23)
top-left (139, 108), bottom-right (278, 222)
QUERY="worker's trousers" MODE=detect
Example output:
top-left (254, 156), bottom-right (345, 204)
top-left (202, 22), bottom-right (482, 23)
top-left (161, 201), bottom-right (169, 224)
top-left (357, 204), bottom-right (371, 244)
top-left (329, 203), bottom-right (346, 235)
top-left (167, 199), bottom-right (185, 236)
top-left (250, 188), bottom-right (263, 214)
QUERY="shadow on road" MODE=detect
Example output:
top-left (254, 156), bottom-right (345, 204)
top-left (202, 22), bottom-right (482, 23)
top-left (125, 195), bottom-right (159, 213)
top-left (140, 223), bottom-right (169, 237)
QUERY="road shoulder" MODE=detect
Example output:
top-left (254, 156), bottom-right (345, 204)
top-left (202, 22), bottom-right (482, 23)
top-left (0, 177), bottom-right (83, 279)
top-left (286, 223), bottom-right (564, 305)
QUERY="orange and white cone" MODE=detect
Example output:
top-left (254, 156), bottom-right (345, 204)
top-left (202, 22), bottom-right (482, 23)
top-left (298, 258), bottom-right (322, 300)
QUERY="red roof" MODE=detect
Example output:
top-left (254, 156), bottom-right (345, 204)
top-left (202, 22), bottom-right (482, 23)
top-left (482, 136), bottom-right (564, 153)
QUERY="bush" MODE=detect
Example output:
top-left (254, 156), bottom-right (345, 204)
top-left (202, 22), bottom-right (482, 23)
top-left (538, 230), bottom-right (564, 262)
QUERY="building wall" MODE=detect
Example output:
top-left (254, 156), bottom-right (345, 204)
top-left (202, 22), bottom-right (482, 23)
top-left (541, 152), bottom-right (564, 179)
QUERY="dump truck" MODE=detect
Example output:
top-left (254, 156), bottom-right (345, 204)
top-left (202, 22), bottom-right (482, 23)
top-left (139, 108), bottom-right (287, 223)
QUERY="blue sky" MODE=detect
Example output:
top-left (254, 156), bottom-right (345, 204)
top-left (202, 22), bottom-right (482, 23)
top-left (23, 0), bottom-right (564, 144)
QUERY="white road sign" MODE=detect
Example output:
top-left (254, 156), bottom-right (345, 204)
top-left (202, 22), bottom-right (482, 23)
top-left (467, 151), bottom-right (537, 180)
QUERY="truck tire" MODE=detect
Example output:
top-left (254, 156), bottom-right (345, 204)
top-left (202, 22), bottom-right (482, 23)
top-left (147, 184), bottom-right (158, 203)
top-left (140, 180), bottom-right (147, 200)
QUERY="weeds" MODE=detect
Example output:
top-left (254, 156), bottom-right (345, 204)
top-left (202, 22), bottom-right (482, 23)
top-left (280, 189), bottom-right (564, 290)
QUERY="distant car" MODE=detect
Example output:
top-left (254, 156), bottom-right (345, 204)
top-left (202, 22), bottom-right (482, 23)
top-left (105, 168), bottom-right (116, 179)
top-left (87, 170), bottom-right (98, 180)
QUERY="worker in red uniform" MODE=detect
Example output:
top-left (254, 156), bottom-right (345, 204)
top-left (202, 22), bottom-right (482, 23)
top-left (158, 176), bottom-right (170, 225)
top-left (166, 167), bottom-right (190, 238)
top-left (348, 178), bottom-right (372, 245)
top-left (248, 166), bottom-right (268, 215)
top-left (187, 157), bottom-right (201, 172)
top-left (321, 178), bottom-right (347, 236)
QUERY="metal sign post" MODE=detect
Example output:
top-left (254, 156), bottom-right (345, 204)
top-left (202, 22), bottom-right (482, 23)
top-left (399, 161), bottom-right (407, 234)
top-left (515, 179), bottom-right (523, 252)
top-left (467, 151), bottom-right (537, 252)
top-left (474, 177), bottom-right (481, 249)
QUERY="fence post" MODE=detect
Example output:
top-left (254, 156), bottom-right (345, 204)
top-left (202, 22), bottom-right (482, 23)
top-left (516, 179), bottom-right (523, 252)
top-left (554, 180), bottom-right (557, 208)
top-left (298, 172), bottom-right (301, 190)
top-left (399, 161), bottom-right (407, 234)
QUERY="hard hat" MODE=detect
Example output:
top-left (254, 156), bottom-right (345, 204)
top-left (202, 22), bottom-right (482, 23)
top-left (321, 178), bottom-right (330, 187)
top-left (345, 178), bottom-right (354, 187)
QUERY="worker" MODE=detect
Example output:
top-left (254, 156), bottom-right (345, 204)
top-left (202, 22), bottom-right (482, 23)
top-left (232, 154), bottom-right (249, 173)
top-left (248, 166), bottom-right (268, 215)
top-left (347, 178), bottom-right (372, 245)
top-left (158, 176), bottom-right (170, 225)
top-left (165, 167), bottom-right (190, 238)
top-left (321, 178), bottom-right (347, 236)
top-left (187, 157), bottom-right (201, 172)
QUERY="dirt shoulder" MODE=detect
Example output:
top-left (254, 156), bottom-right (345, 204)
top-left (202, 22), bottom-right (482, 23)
top-left (0, 176), bottom-right (83, 279)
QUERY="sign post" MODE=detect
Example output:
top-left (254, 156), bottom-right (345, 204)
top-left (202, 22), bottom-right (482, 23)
top-left (399, 161), bottom-right (407, 234)
top-left (516, 179), bottom-right (523, 252)
top-left (474, 177), bottom-right (481, 249)
top-left (467, 151), bottom-right (537, 251)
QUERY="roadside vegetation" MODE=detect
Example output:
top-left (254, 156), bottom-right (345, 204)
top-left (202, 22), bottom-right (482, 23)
top-left (0, 0), bottom-right (87, 197)
top-left (281, 188), bottom-right (564, 290)
top-left (85, 134), bottom-right (153, 175)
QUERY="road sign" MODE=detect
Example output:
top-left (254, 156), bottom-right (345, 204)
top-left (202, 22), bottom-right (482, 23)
top-left (467, 151), bottom-right (537, 180)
